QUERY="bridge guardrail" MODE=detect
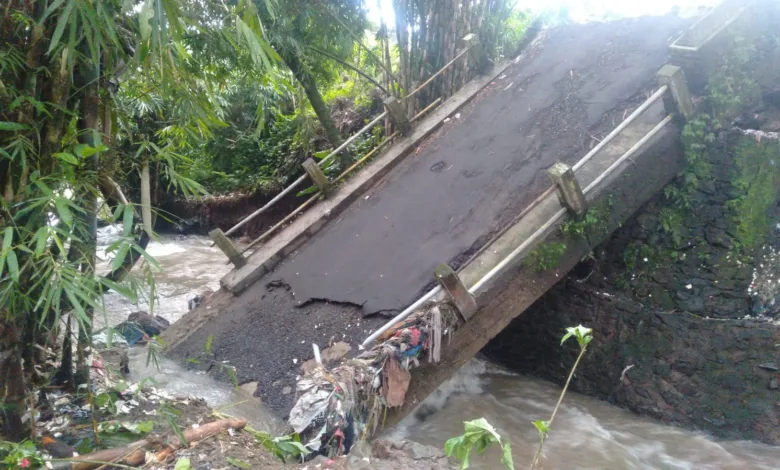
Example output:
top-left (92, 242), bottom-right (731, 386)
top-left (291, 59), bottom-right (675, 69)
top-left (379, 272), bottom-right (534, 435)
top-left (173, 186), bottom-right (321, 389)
top-left (214, 37), bottom-right (486, 264)
top-left (362, 64), bottom-right (695, 346)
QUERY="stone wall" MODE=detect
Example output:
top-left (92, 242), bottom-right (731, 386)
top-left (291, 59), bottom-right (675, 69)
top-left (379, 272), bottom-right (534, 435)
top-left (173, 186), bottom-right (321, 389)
top-left (483, 130), bottom-right (780, 445)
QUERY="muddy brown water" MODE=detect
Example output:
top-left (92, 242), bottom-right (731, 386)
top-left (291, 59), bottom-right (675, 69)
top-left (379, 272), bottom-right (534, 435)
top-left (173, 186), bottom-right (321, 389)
top-left (100, 231), bottom-right (779, 468)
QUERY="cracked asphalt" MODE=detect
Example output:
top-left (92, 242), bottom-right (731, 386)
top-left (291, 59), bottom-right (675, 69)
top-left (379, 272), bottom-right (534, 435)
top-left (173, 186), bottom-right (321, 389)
top-left (169, 15), bottom-right (690, 416)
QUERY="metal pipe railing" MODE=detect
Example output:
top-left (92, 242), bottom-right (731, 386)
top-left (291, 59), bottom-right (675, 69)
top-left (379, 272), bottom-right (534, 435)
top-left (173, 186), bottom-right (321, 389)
top-left (362, 90), bottom-right (672, 347)
top-left (223, 45), bottom-right (475, 240)
top-left (223, 111), bottom-right (388, 237)
top-left (404, 48), bottom-right (470, 102)
top-left (572, 85), bottom-right (667, 173)
top-left (236, 98), bottom-right (444, 259)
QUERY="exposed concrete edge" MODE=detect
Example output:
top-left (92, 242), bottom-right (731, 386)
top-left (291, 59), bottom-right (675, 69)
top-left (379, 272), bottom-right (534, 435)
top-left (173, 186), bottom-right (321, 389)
top-left (451, 106), bottom-right (667, 300)
top-left (383, 122), bottom-right (685, 429)
top-left (221, 32), bottom-right (546, 294)
top-left (669, 0), bottom-right (753, 52)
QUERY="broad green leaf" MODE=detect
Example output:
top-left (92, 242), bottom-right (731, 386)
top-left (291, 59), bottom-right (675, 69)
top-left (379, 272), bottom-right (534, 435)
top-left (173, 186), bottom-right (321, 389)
top-left (457, 446), bottom-right (471, 469)
top-left (562, 325), bottom-right (593, 347)
top-left (34, 179), bottom-right (54, 197)
top-left (532, 420), bottom-right (550, 435)
top-left (561, 330), bottom-right (575, 346)
top-left (111, 203), bottom-right (124, 222)
top-left (463, 418), bottom-right (501, 442)
top-left (74, 143), bottom-right (107, 158)
top-left (40, 0), bottom-right (66, 23)
top-left (53, 152), bottom-right (80, 165)
top-left (132, 244), bottom-right (161, 269)
top-left (173, 457), bottom-right (191, 470)
top-left (500, 443), bottom-right (514, 470)
top-left (444, 435), bottom-right (465, 457)
top-left (47, 0), bottom-right (75, 55)
top-left (104, 238), bottom-right (124, 255)
top-left (135, 421), bottom-right (154, 433)
top-left (55, 198), bottom-right (73, 226)
top-left (99, 277), bottom-right (138, 303)
top-left (66, 288), bottom-right (90, 328)
top-left (6, 250), bottom-right (18, 282)
top-left (2, 226), bottom-right (12, 251)
top-left (0, 121), bottom-right (29, 131)
top-left (474, 434), bottom-right (495, 454)
top-left (226, 457), bottom-right (251, 468)
top-left (139, 0), bottom-right (155, 41)
top-left (123, 204), bottom-right (134, 237)
top-left (111, 243), bottom-right (131, 272)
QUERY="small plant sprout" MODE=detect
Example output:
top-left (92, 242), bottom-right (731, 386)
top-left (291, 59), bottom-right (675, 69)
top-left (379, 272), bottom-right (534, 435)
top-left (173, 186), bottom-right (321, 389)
top-left (560, 325), bottom-right (593, 348)
top-left (444, 418), bottom-right (514, 470)
top-left (531, 325), bottom-right (593, 469)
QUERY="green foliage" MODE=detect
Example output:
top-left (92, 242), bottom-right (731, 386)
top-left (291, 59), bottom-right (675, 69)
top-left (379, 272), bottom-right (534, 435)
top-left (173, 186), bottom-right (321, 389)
top-left (494, 10), bottom-right (534, 59)
top-left (531, 325), bottom-right (593, 469)
top-left (0, 440), bottom-right (44, 469)
top-left (174, 457), bottom-right (192, 470)
top-left (227, 457), bottom-right (252, 468)
top-left (726, 138), bottom-right (780, 252)
top-left (525, 242), bottom-right (567, 272)
top-left (667, 116), bottom-right (715, 211)
top-left (244, 426), bottom-right (310, 463)
top-left (444, 418), bottom-right (514, 470)
top-left (706, 35), bottom-right (762, 127)
top-left (561, 325), bottom-right (593, 348)
top-left (160, 403), bottom-right (188, 448)
top-left (560, 197), bottom-right (613, 240)
top-left (445, 326), bottom-right (594, 470)
top-left (659, 208), bottom-right (685, 247)
top-left (622, 241), bottom-right (656, 271)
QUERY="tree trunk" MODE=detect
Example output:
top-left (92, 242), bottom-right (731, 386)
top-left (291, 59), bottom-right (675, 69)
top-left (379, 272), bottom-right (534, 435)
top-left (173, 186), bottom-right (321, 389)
top-left (53, 315), bottom-right (74, 389)
top-left (0, 321), bottom-right (25, 440)
top-left (282, 53), bottom-right (346, 163)
top-left (73, 46), bottom-right (101, 388)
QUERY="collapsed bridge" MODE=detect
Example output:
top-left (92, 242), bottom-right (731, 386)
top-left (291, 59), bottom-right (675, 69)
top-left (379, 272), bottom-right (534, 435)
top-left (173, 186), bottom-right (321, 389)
top-left (162, 0), bottom-right (758, 438)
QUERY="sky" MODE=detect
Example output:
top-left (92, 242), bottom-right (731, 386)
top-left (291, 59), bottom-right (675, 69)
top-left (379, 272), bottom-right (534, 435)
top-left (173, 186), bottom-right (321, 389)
top-left (367, 0), bottom-right (722, 26)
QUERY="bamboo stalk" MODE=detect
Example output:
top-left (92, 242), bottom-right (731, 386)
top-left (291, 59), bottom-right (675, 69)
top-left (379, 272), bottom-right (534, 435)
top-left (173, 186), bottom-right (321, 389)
top-left (140, 158), bottom-right (153, 237)
top-left (404, 48), bottom-right (469, 101)
top-left (307, 45), bottom-right (389, 95)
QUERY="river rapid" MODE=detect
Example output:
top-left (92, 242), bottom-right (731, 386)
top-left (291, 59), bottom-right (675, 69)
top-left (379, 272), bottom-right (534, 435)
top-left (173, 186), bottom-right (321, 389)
top-left (96, 229), bottom-right (779, 468)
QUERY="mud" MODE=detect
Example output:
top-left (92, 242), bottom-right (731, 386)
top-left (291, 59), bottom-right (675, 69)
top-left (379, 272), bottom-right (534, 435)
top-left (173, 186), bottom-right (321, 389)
top-left (168, 15), bottom-right (691, 417)
top-left (157, 189), bottom-right (302, 238)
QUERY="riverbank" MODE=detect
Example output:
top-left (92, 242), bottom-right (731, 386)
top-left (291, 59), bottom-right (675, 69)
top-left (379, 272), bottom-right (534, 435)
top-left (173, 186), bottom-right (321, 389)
top-left (484, 120), bottom-right (780, 445)
top-left (11, 355), bottom-right (453, 470)
top-left (77, 228), bottom-right (780, 468)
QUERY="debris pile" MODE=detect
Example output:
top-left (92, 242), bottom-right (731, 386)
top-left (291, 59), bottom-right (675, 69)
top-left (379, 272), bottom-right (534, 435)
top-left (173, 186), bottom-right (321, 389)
top-left (289, 301), bottom-right (461, 457)
top-left (749, 244), bottom-right (780, 322)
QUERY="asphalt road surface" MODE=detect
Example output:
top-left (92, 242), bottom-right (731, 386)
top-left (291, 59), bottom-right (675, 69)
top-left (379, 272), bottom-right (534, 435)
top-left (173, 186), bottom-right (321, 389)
top-left (171, 15), bottom-right (690, 415)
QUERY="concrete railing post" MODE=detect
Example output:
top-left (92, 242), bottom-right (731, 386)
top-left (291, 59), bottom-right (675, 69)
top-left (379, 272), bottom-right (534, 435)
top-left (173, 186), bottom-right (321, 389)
top-left (383, 96), bottom-right (411, 136)
top-left (548, 162), bottom-right (587, 219)
top-left (210, 228), bottom-right (246, 268)
top-left (302, 158), bottom-right (331, 195)
top-left (462, 34), bottom-right (492, 75)
top-left (657, 65), bottom-right (695, 120)
top-left (434, 263), bottom-right (477, 321)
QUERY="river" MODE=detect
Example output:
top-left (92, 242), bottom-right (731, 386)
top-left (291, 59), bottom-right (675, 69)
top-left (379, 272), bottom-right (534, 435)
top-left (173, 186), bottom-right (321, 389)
top-left (96, 230), bottom-right (779, 468)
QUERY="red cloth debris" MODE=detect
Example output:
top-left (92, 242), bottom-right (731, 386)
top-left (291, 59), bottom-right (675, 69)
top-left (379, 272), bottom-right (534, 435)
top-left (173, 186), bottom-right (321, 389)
top-left (382, 358), bottom-right (411, 407)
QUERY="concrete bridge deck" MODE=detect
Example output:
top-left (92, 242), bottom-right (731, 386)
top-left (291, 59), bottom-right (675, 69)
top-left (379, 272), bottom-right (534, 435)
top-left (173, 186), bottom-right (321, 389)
top-left (164, 15), bottom-right (694, 416)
